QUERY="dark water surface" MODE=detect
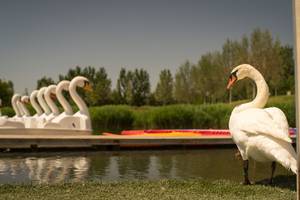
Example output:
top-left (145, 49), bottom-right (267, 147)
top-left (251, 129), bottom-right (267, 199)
top-left (0, 149), bottom-right (294, 184)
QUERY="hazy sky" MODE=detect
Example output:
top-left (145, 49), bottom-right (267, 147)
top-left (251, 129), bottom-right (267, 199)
top-left (0, 0), bottom-right (293, 93)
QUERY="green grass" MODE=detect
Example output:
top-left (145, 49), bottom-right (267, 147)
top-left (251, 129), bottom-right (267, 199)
top-left (0, 179), bottom-right (295, 200)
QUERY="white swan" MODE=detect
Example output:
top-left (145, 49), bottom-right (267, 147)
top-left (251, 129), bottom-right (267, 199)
top-left (11, 94), bottom-right (23, 120)
top-left (44, 80), bottom-right (73, 129)
top-left (44, 77), bottom-right (92, 131)
top-left (37, 87), bottom-right (51, 120)
top-left (20, 96), bottom-right (31, 117)
top-left (0, 94), bottom-right (24, 128)
top-left (227, 64), bottom-right (297, 184)
top-left (69, 76), bottom-right (92, 130)
top-left (30, 90), bottom-right (43, 117)
top-left (28, 90), bottom-right (47, 128)
top-left (44, 85), bottom-right (60, 120)
top-left (20, 95), bottom-right (34, 128)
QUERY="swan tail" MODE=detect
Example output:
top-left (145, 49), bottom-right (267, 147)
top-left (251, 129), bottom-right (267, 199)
top-left (269, 140), bottom-right (297, 174)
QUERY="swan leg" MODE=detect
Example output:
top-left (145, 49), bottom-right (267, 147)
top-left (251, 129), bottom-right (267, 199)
top-left (242, 160), bottom-right (251, 185)
top-left (269, 162), bottom-right (276, 184)
top-left (235, 150), bottom-right (242, 160)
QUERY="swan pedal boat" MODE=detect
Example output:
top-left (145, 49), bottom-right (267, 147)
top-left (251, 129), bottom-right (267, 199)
top-left (0, 128), bottom-right (92, 136)
top-left (103, 129), bottom-right (296, 141)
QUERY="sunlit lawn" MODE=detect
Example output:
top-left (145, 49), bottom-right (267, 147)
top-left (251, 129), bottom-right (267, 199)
top-left (0, 178), bottom-right (295, 200)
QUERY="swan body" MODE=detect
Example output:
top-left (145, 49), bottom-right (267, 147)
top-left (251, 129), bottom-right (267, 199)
top-left (44, 77), bottom-right (92, 131)
top-left (228, 64), bottom-right (297, 183)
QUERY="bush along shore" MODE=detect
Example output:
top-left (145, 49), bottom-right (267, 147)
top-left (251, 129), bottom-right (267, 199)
top-left (1, 95), bottom-right (295, 134)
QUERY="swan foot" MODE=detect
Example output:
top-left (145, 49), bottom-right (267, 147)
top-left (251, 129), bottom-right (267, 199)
top-left (241, 180), bottom-right (253, 185)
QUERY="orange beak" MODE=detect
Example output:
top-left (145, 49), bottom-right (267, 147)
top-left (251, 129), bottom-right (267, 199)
top-left (227, 75), bottom-right (237, 90)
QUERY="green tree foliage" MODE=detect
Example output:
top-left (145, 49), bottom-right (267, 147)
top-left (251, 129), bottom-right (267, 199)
top-left (173, 28), bottom-right (293, 104)
top-left (115, 68), bottom-right (133, 104)
top-left (174, 61), bottom-right (196, 103)
top-left (155, 69), bottom-right (174, 105)
top-left (59, 66), bottom-right (112, 106)
top-left (249, 29), bottom-right (283, 95)
top-left (36, 76), bottom-right (55, 89)
top-left (131, 69), bottom-right (150, 106)
top-left (279, 46), bottom-right (294, 95)
top-left (194, 52), bottom-right (224, 104)
top-left (0, 79), bottom-right (14, 106)
top-left (90, 68), bottom-right (112, 105)
top-left (30, 28), bottom-right (294, 106)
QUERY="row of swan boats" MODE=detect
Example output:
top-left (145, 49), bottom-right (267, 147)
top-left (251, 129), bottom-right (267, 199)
top-left (0, 76), bottom-right (92, 133)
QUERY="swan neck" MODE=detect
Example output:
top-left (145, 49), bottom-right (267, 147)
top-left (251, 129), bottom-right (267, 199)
top-left (20, 102), bottom-right (30, 116)
top-left (30, 95), bottom-right (43, 116)
top-left (56, 87), bottom-right (73, 115)
top-left (69, 83), bottom-right (89, 115)
top-left (38, 94), bottom-right (51, 115)
top-left (45, 94), bottom-right (59, 115)
top-left (12, 99), bottom-right (21, 117)
top-left (236, 70), bottom-right (269, 112)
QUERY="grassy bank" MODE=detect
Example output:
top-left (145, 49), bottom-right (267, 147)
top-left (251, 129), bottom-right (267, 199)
top-left (0, 179), bottom-right (295, 200)
top-left (1, 95), bottom-right (295, 133)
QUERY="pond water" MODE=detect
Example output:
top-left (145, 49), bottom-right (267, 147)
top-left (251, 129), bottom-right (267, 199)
top-left (0, 149), bottom-right (294, 184)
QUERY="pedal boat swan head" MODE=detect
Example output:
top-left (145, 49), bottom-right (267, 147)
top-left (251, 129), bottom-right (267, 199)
top-left (69, 76), bottom-right (92, 130)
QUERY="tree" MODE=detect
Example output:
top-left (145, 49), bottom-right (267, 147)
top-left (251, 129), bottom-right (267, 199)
top-left (249, 28), bottom-right (283, 95)
top-left (279, 45), bottom-right (294, 94)
top-left (155, 69), bottom-right (174, 105)
top-left (59, 66), bottom-right (112, 106)
top-left (115, 68), bottom-right (130, 104)
top-left (131, 69), bottom-right (150, 106)
top-left (174, 61), bottom-right (196, 103)
top-left (0, 79), bottom-right (14, 106)
top-left (88, 67), bottom-right (112, 105)
top-left (36, 76), bottom-right (55, 89)
top-left (195, 52), bottom-right (224, 104)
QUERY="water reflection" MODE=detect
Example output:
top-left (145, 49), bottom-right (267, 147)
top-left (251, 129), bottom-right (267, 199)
top-left (0, 149), bottom-right (295, 184)
top-left (0, 156), bottom-right (90, 184)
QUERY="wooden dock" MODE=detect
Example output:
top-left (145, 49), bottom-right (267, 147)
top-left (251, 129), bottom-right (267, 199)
top-left (0, 134), bottom-right (296, 150)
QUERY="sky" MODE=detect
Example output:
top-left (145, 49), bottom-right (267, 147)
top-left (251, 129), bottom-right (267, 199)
top-left (0, 0), bottom-right (294, 93)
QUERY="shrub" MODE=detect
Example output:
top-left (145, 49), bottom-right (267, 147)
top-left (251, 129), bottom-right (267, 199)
top-left (89, 105), bottom-right (134, 134)
top-left (1, 107), bottom-right (14, 117)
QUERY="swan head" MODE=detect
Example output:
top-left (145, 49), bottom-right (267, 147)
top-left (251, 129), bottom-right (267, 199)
top-left (70, 76), bottom-right (92, 92)
top-left (38, 87), bottom-right (47, 97)
top-left (56, 80), bottom-right (70, 92)
top-left (227, 64), bottom-right (255, 89)
top-left (30, 90), bottom-right (39, 98)
top-left (21, 96), bottom-right (30, 104)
